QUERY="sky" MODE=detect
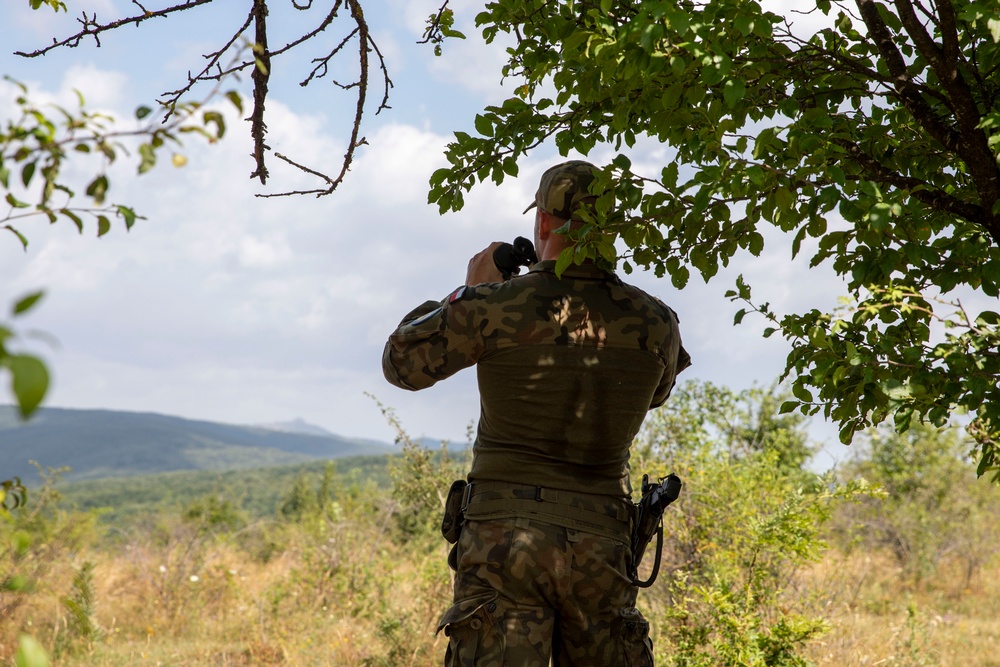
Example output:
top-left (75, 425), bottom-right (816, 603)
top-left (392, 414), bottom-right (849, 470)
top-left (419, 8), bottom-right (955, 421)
top-left (1, 1), bottom-right (859, 467)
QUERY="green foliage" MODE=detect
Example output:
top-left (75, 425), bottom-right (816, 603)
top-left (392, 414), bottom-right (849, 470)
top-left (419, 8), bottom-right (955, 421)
top-left (633, 380), bottom-right (816, 479)
top-left (1, 292), bottom-right (49, 419)
top-left (422, 7), bottom-right (468, 56)
top-left (183, 493), bottom-right (247, 535)
top-left (279, 461), bottom-right (346, 521)
top-left (429, 0), bottom-right (1000, 478)
top-left (58, 455), bottom-right (391, 527)
top-left (1, 78), bottom-right (240, 249)
top-left (373, 397), bottom-right (469, 544)
top-left (1, 468), bottom-right (96, 666)
top-left (637, 399), bottom-right (871, 666)
top-left (645, 428), bottom-right (861, 667)
top-left (14, 634), bottom-right (50, 667)
top-left (28, 0), bottom-right (66, 12)
top-left (832, 423), bottom-right (1000, 584)
top-left (58, 561), bottom-right (103, 654)
top-left (388, 437), bottom-right (466, 543)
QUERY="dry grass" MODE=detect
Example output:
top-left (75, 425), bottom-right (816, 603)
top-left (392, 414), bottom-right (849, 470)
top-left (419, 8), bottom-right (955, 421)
top-left (799, 551), bottom-right (1000, 667)
top-left (8, 538), bottom-right (1000, 666)
top-left (2, 512), bottom-right (452, 667)
top-left (4, 511), bottom-right (1000, 666)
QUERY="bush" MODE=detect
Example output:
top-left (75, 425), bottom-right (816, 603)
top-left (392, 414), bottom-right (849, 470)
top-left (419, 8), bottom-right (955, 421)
top-left (633, 383), bottom-right (871, 666)
top-left (0, 468), bottom-right (98, 663)
top-left (832, 423), bottom-right (1000, 585)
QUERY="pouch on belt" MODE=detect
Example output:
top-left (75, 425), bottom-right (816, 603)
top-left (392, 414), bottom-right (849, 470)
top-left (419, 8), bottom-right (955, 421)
top-left (441, 479), bottom-right (468, 544)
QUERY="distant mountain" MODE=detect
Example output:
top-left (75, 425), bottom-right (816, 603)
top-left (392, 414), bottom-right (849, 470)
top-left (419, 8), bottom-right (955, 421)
top-left (0, 406), bottom-right (395, 485)
top-left (254, 417), bottom-right (334, 437)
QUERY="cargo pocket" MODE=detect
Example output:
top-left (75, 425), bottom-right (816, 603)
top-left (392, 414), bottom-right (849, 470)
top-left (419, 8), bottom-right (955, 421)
top-left (503, 605), bottom-right (555, 667)
top-left (616, 607), bottom-right (653, 667)
top-left (437, 592), bottom-right (505, 667)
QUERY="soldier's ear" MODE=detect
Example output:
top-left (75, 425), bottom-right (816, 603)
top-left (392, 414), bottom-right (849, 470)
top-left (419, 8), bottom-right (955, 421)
top-left (537, 211), bottom-right (558, 240)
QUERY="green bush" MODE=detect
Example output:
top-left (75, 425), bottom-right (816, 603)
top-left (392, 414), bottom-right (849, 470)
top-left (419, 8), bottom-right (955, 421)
top-left (633, 382), bottom-right (871, 666)
top-left (833, 423), bottom-right (1000, 585)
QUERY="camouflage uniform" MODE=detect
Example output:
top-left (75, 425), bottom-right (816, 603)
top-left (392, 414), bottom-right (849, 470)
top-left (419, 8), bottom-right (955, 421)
top-left (382, 161), bottom-right (690, 666)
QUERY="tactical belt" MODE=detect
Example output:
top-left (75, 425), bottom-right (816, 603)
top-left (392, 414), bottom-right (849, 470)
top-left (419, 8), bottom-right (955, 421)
top-left (460, 480), bottom-right (632, 541)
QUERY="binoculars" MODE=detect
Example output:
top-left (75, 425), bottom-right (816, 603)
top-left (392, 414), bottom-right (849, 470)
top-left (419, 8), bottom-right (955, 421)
top-left (492, 236), bottom-right (538, 281)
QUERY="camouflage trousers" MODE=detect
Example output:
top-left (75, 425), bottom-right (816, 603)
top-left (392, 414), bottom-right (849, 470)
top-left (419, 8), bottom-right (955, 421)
top-left (437, 493), bottom-right (654, 666)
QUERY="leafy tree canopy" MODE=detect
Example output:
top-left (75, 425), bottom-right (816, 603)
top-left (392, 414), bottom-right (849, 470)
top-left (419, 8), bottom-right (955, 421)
top-left (426, 0), bottom-right (1000, 479)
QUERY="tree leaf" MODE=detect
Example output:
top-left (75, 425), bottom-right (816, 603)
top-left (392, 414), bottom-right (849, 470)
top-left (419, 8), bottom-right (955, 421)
top-left (203, 111), bottom-right (226, 139)
top-left (5, 354), bottom-right (49, 418)
top-left (5, 194), bottom-right (30, 209)
top-left (85, 175), bottom-right (109, 204)
top-left (5, 225), bottom-right (29, 249)
top-left (116, 205), bottom-right (138, 230)
top-left (554, 247), bottom-right (574, 276)
top-left (989, 18), bottom-right (1000, 43)
top-left (15, 634), bottom-right (51, 667)
top-left (21, 162), bottom-right (36, 188)
top-left (225, 90), bottom-right (244, 114)
top-left (723, 78), bottom-right (746, 108)
top-left (12, 292), bottom-right (44, 316)
top-left (138, 144), bottom-right (156, 174)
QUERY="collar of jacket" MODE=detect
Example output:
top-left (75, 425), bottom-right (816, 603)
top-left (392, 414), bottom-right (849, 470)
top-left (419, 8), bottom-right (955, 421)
top-left (527, 259), bottom-right (617, 281)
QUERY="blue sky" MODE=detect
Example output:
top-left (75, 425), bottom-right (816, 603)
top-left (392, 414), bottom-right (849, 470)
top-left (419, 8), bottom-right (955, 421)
top-left (2, 1), bottom-right (858, 468)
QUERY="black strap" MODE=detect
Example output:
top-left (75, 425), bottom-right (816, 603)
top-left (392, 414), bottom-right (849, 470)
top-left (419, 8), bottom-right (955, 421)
top-left (631, 519), bottom-right (663, 588)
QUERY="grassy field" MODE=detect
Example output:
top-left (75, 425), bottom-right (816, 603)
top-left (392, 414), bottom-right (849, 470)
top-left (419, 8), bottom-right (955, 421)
top-left (802, 552), bottom-right (1000, 666)
top-left (4, 419), bottom-right (1000, 666)
top-left (5, 523), bottom-right (999, 666)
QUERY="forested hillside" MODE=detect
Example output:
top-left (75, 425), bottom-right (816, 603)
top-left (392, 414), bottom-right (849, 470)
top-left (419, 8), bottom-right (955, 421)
top-left (56, 456), bottom-right (394, 524)
top-left (0, 406), bottom-right (393, 484)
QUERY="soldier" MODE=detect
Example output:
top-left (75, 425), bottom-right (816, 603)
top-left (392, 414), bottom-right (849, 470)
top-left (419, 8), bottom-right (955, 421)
top-left (382, 160), bottom-right (690, 666)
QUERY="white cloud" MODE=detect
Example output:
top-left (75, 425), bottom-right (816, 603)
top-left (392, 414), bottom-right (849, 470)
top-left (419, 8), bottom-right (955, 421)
top-left (55, 64), bottom-right (130, 110)
top-left (238, 234), bottom-right (293, 269)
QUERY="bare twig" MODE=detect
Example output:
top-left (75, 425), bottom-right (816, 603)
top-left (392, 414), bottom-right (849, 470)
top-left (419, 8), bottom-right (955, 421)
top-left (17, 0), bottom-right (398, 198)
top-left (259, 0), bottom-right (393, 198)
top-left (14, 0), bottom-right (216, 57)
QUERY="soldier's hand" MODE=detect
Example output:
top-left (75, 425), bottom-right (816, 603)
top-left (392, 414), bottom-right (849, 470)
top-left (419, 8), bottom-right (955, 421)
top-left (466, 242), bottom-right (505, 285)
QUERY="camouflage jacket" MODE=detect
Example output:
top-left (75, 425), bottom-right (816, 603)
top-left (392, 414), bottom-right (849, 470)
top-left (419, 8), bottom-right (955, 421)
top-left (382, 260), bottom-right (691, 497)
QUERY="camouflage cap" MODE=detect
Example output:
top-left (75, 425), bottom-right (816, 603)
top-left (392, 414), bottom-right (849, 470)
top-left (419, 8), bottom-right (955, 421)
top-left (523, 160), bottom-right (598, 219)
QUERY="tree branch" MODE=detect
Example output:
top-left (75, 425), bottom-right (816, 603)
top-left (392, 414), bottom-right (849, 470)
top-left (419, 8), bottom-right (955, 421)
top-left (419, 1), bottom-right (452, 45)
top-left (855, 0), bottom-right (961, 153)
top-left (249, 0), bottom-right (270, 185)
top-left (836, 137), bottom-right (985, 223)
top-left (14, 0), bottom-right (216, 57)
top-left (908, 0), bottom-right (1000, 242)
top-left (257, 0), bottom-right (377, 197)
top-left (158, 10), bottom-right (255, 121)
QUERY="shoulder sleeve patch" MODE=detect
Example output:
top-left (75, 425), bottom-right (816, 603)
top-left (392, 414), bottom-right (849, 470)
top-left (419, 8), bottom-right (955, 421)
top-left (448, 286), bottom-right (467, 303)
top-left (406, 306), bottom-right (445, 327)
